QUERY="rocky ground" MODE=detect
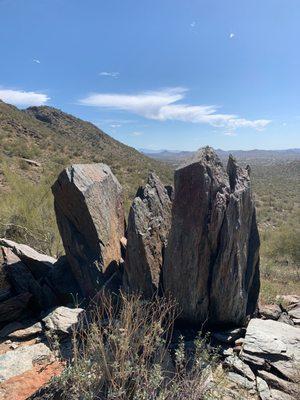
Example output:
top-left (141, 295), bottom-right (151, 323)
top-left (0, 147), bottom-right (299, 399)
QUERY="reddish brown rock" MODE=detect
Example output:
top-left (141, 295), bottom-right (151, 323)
top-left (52, 164), bottom-right (125, 297)
top-left (124, 173), bottom-right (172, 298)
top-left (163, 147), bottom-right (260, 326)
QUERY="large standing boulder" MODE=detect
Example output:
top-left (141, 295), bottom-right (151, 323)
top-left (163, 147), bottom-right (260, 326)
top-left (124, 173), bottom-right (172, 298)
top-left (52, 164), bottom-right (125, 297)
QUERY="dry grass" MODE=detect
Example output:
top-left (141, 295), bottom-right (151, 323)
top-left (49, 293), bottom-right (222, 400)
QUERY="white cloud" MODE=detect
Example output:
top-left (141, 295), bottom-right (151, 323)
top-left (130, 131), bottom-right (143, 136)
top-left (79, 87), bottom-right (271, 131)
top-left (0, 89), bottom-right (49, 106)
top-left (110, 123), bottom-right (122, 128)
top-left (33, 59), bottom-right (41, 64)
top-left (99, 71), bottom-right (120, 78)
top-left (190, 21), bottom-right (196, 28)
top-left (224, 131), bottom-right (237, 136)
top-left (229, 33), bottom-right (235, 39)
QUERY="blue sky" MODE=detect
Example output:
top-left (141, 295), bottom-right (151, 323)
top-left (0, 0), bottom-right (299, 151)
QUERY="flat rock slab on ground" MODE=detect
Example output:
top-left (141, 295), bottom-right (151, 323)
top-left (8, 323), bottom-right (42, 340)
top-left (241, 319), bottom-right (300, 382)
top-left (42, 306), bottom-right (84, 334)
top-left (0, 343), bottom-right (52, 381)
top-left (0, 238), bottom-right (56, 279)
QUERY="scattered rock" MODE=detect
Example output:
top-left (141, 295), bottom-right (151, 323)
top-left (20, 158), bottom-right (41, 167)
top-left (52, 164), bottom-right (125, 297)
top-left (241, 319), bottom-right (300, 382)
top-left (257, 370), bottom-right (299, 397)
top-left (227, 371), bottom-right (254, 390)
top-left (288, 304), bottom-right (300, 320)
top-left (256, 376), bottom-right (270, 400)
top-left (163, 147), bottom-right (260, 326)
top-left (212, 328), bottom-right (245, 344)
top-left (224, 354), bottom-right (256, 381)
top-left (259, 304), bottom-right (282, 320)
top-left (124, 172), bottom-right (172, 297)
top-left (42, 306), bottom-right (84, 334)
top-left (0, 238), bottom-right (56, 279)
top-left (0, 343), bottom-right (52, 381)
top-left (277, 312), bottom-right (294, 326)
top-left (8, 322), bottom-right (42, 340)
top-left (269, 389), bottom-right (295, 400)
top-left (276, 295), bottom-right (300, 310)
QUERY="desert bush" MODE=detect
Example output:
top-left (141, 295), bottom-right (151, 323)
top-left (0, 162), bottom-right (62, 256)
top-left (52, 293), bottom-right (220, 400)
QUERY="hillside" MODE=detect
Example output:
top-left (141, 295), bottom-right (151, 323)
top-left (0, 100), bottom-right (172, 255)
top-left (0, 101), bottom-right (172, 197)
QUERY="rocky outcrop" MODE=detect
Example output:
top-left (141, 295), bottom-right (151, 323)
top-left (52, 164), bottom-right (125, 297)
top-left (124, 173), bottom-right (172, 298)
top-left (163, 147), bottom-right (260, 326)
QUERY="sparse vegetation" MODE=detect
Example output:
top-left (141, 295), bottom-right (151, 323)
top-left (50, 293), bottom-right (222, 400)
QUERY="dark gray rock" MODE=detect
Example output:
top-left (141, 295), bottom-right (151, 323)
top-left (124, 173), bottom-right (172, 298)
top-left (52, 164), bottom-right (125, 297)
top-left (163, 147), bottom-right (260, 326)
top-left (45, 256), bottom-right (81, 304)
top-left (2, 247), bottom-right (57, 311)
top-left (0, 292), bottom-right (32, 324)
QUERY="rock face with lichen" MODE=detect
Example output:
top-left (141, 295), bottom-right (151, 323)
top-left (163, 147), bottom-right (260, 327)
top-left (52, 164), bottom-right (125, 297)
top-left (124, 173), bottom-right (172, 298)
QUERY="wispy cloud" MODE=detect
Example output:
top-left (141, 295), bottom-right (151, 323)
top-left (33, 58), bottom-right (41, 64)
top-left (229, 33), bottom-right (235, 39)
top-left (79, 87), bottom-right (271, 131)
top-left (130, 131), bottom-right (143, 136)
top-left (99, 71), bottom-right (120, 78)
top-left (110, 123), bottom-right (122, 128)
top-left (224, 131), bottom-right (237, 136)
top-left (190, 21), bottom-right (196, 28)
top-left (0, 88), bottom-right (49, 106)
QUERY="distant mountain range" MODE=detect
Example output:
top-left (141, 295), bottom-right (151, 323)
top-left (140, 148), bottom-right (300, 166)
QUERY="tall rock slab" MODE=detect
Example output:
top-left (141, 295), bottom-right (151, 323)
top-left (163, 147), bottom-right (260, 327)
top-left (124, 173), bottom-right (172, 298)
top-left (52, 164), bottom-right (125, 297)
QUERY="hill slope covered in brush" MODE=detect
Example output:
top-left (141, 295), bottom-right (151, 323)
top-left (0, 100), bottom-right (172, 255)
